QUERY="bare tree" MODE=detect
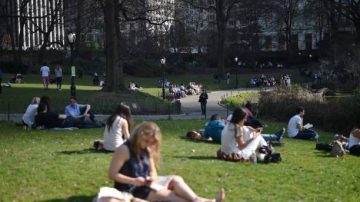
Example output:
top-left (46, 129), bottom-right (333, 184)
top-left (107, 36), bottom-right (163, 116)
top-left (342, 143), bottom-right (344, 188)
top-left (0, 0), bottom-right (31, 63)
top-left (270, 0), bottom-right (302, 61)
top-left (33, 0), bottom-right (64, 63)
top-left (101, 0), bottom-right (173, 92)
top-left (183, 0), bottom-right (246, 75)
top-left (332, 0), bottom-right (360, 40)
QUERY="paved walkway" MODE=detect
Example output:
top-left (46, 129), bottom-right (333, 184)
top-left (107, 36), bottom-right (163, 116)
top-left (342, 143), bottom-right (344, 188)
top-left (0, 88), bottom-right (262, 122)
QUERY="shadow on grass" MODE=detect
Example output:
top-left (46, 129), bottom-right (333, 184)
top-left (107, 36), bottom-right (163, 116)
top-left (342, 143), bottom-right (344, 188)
top-left (40, 195), bottom-right (95, 202)
top-left (173, 155), bottom-right (218, 161)
top-left (57, 148), bottom-right (112, 155)
top-left (179, 136), bottom-right (219, 145)
top-left (314, 151), bottom-right (333, 158)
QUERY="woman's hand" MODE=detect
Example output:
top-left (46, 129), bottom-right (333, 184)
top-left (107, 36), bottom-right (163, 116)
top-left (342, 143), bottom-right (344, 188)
top-left (134, 177), bottom-right (147, 186)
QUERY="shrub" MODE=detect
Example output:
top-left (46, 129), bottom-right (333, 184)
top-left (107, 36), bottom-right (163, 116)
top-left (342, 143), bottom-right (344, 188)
top-left (221, 91), bottom-right (259, 109)
top-left (258, 86), bottom-right (359, 133)
top-left (0, 61), bottom-right (29, 74)
top-left (124, 59), bottom-right (162, 77)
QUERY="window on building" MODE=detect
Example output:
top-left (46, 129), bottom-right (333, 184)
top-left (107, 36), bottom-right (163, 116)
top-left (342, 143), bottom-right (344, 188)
top-left (291, 34), bottom-right (298, 50)
top-left (278, 34), bottom-right (286, 50)
top-left (305, 33), bottom-right (312, 50)
top-left (265, 35), bottom-right (272, 51)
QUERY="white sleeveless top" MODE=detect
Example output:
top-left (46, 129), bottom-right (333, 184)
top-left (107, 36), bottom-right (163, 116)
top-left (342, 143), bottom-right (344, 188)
top-left (348, 132), bottom-right (360, 148)
top-left (103, 116), bottom-right (126, 151)
top-left (22, 104), bottom-right (38, 126)
top-left (221, 124), bottom-right (252, 154)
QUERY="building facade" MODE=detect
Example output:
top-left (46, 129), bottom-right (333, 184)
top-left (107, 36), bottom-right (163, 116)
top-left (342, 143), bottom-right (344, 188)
top-left (0, 0), bottom-right (65, 50)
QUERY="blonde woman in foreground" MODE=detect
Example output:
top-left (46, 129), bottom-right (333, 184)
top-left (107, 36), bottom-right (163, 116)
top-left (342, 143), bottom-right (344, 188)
top-left (104, 122), bottom-right (225, 202)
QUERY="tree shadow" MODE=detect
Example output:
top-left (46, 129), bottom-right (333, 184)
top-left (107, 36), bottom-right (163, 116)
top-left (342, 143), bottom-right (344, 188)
top-left (179, 136), bottom-right (219, 145)
top-left (173, 155), bottom-right (218, 161)
top-left (57, 148), bottom-right (112, 155)
top-left (314, 151), bottom-right (334, 158)
top-left (39, 195), bottom-right (95, 202)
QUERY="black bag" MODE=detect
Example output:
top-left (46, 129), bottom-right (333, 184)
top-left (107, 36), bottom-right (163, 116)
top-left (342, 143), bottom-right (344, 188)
top-left (260, 144), bottom-right (282, 163)
top-left (316, 143), bottom-right (332, 152)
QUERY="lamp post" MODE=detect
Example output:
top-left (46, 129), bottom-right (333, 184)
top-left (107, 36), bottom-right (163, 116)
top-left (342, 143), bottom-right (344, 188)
top-left (234, 57), bottom-right (239, 88)
top-left (160, 57), bottom-right (166, 100)
top-left (68, 33), bottom-right (76, 97)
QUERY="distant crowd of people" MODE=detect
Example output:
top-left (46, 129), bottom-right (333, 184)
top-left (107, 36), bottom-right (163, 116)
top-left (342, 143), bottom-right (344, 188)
top-left (300, 67), bottom-right (360, 84)
top-left (157, 79), bottom-right (203, 100)
top-left (248, 74), bottom-right (291, 87)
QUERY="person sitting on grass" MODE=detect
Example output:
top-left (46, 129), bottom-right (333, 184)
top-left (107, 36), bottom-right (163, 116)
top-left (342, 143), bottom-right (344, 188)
top-left (40, 95), bottom-right (52, 112)
top-left (35, 103), bottom-right (74, 129)
top-left (220, 107), bottom-right (268, 161)
top-left (22, 97), bottom-right (40, 128)
top-left (204, 114), bottom-right (226, 144)
top-left (287, 106), bottom-right (319, 140)
top-left (226, 103), bottom-right (263, 129)
top-left (102, 104), bottom-right (133, 151)
top-left (107, 121), bottom-right (225, 202)
top-left (348, 127), bottom-right (360, 156)
top-left (65, 97), bottom-right (95, 123)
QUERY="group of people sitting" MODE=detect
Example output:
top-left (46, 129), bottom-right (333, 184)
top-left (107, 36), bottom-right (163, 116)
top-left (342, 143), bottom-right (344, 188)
top-left (300, 67), bottom-right (359, 85)
top-left (168, 82), bottom-right (202, 99)
top-left (22, 96), bottom-right (102, 129)
top-left (157, 80), bottom-right (203, 100)
top-left (249, 74), bottom-right (278, 87)
top-left (185, 103), bottom-right (328, 163)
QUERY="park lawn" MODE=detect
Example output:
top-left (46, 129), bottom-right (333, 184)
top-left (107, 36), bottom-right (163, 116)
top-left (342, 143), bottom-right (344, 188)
top-left (0, 120), bottom-right (359, 202)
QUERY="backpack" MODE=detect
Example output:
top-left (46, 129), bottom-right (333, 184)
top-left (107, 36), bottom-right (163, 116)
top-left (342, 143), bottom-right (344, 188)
top-left (259, 144), bottom-right (282, 163)
top-left (330, 140), bottom-right (346, 157)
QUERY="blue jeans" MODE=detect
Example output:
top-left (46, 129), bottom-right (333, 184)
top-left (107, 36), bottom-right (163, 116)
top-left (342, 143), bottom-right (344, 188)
top-left (200, 103), bottom-right (206, 115)
top-left (262, 134), bottom-right (278, 142)
top-left (294, 129), bottom-right (318, 140)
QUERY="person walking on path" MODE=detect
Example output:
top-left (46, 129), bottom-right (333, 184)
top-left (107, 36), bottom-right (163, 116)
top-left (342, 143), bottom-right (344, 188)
top-left (54, 65), bottom-right (63, 90)
top-left (40, 63), bottom-right (50, 90)
top-left (199, 89), bottom-right (208, 115)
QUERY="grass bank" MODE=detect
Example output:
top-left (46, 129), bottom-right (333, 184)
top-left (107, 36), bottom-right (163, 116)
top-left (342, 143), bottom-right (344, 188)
top-left (0, 120), bottom-right (359, 201)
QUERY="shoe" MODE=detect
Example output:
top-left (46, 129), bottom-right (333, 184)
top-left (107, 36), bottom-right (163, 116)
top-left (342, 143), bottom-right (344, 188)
top-left (275, 128), bottom-right (286, 141)
top-left (314, 134), bottom-right (320, 142)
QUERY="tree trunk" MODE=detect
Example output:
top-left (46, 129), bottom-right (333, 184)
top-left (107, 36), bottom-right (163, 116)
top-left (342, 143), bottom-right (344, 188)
top-left (217, 25), bottom-right (225, 75)
top-left (114, 0), bottom-right (126, 91)
top-left (103, 0), bottom-right (122, 92)
top-left (216, 0), bottom-right (226, 75)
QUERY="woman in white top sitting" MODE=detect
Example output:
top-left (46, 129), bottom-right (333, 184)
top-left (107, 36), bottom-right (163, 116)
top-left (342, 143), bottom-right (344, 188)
top-left (348, 127), bottom-right (360, 156)
top-left (221, 107), bottom-right (268, 160)
top-left (22, 97), bottom-right (40, 128)
top-left (103, 104), bottom-right (132, 151)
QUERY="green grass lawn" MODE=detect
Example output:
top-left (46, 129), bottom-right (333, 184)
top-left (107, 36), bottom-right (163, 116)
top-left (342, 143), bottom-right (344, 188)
top-left (0, 69), bottom-right (310, 114)
top-left (0, 120), bottom-right (359, 201)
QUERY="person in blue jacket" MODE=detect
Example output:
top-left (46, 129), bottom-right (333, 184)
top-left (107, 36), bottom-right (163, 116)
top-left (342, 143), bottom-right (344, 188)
top-left (204, 114), bottom-right (226, 144)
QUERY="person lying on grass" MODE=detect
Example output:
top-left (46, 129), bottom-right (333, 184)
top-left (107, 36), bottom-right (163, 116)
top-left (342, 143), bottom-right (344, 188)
top-left (107, 121), bottom-right (225, 202)
top-left (204, 114), bottom-right (226, 144)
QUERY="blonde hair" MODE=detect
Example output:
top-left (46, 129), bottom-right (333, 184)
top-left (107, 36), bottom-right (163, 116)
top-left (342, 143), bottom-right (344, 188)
top-left (31, 97), bottom-right (40, 104)
top-left (130, 122), bottom-right (161, 170)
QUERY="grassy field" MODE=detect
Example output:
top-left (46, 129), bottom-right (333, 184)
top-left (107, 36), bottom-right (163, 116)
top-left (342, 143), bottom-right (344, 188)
top-left (0, 69), bottom-right (310, 114)
top-left (0, 119), bottom-right (359, 202)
